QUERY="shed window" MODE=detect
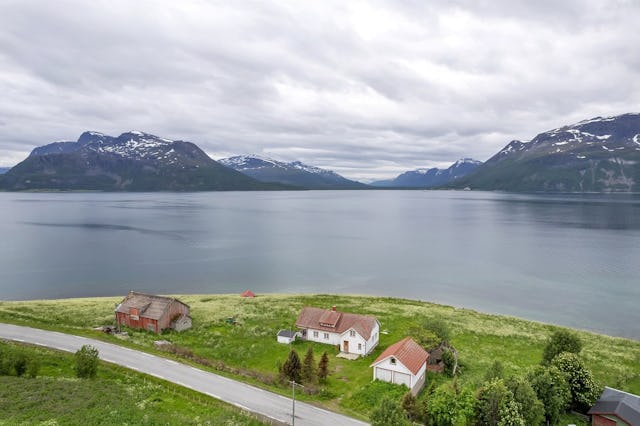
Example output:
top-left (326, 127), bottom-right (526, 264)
top-left (323, 333), bottom-right (329, 340)
top-left (349, 330), bottom-right (356, 337)
top-left (358, 343), bottom-right (362, 351)
top-left (390, 357), bottom-right (396, 365)
top-left (313, 331), bottom-right (319, 338)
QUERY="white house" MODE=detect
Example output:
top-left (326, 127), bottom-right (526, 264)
top-left (371, 337), bottom-right (429, 395)
top-left (295, 306), bottom-right (379, 356)
top-left (277, 329), bottom-right (298, 344)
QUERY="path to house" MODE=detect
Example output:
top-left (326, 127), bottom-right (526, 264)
top-left (0, 323), bottom-right (368, 426)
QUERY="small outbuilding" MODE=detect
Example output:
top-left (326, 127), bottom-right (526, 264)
top-left (370, 337), bottom-right (429, 395)
top-left (588, 387), bottom-right (640, 426)
top-left (240, 290), bottom-right (256, 298)
top-left (115, 291), bottom-right (191, 334)
top-left (277, 329), bottom-right (298, 344)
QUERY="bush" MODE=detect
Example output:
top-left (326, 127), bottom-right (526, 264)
top-left (442, 349), bottom-right (456, 377)
top-left (75, 345), bottom-right (99, 379)
top-left (424, 318), bottom-right (452, 344)
top-left (425, 382), bottom-right (475, 426)
top-left (542, 329), bottom-right (583, 364)
top-left (527, 366), bottom-right (571, 425)
top-left (370, 396), bottom-right (410, 426)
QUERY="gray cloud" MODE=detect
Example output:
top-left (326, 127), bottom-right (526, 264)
top-left (1, 0), bottom-right (638, 181)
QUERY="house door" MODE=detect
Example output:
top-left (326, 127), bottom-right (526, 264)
top-left (343, 340), bottom-right (349, 353)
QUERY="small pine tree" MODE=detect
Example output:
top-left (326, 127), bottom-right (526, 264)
top-left (282, 349), bottom-right (302, 383)
top-left (26, 358), bottom-right (40, 378)
top-left (75, 345), bottom-right (99, 379)
top-left (302, 346), bottom-right (317, 384)
top-left (318, 351), bottom-right (330, 383)
top-left (442, 349), bottom-right (456, 377)
top-left (484, 360), bottom-right (505, 382)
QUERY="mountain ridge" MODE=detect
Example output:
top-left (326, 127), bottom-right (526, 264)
top-left (219, 155), bottom-right (367, 189)
top-left (448, 113), bottom-right (640, 192)
top-left (372, 158), bottom-right (482, 188)
top-left (0, 131), bottom-right (285, 191)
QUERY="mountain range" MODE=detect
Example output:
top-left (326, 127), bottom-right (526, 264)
top-left (449, 113), bottom-right (640, 192)
top-left (219, 155), bottom-right (367, 189)
top-left (0, 131), bottom-right (283, 191)
top-left (371, 158), bottom-right (482, 188)
top-left (2, 112), bottom-right (639, 192)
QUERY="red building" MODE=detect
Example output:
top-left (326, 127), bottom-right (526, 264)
top-left (115, 291), bottom-right (191, 333)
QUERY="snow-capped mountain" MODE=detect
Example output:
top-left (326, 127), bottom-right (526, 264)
top-left (1, 131), bottom-right (281, 191)
top-left (372, 158), bottom-right (482, 188)
top-left (219, 155), bottom-right (367, 189)
top-left (450, 113), bottom-right (640, 192)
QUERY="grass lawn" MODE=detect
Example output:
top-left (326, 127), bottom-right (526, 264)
top-left (1, 293), bottom-right (639, 421)
top-left (0, 340), bottom-right (266, 425)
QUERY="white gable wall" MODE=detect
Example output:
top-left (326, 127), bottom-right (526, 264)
top-left (372, 356), bottom-right (426, 394)
top-left (300, 321), bottom-right (380, 355)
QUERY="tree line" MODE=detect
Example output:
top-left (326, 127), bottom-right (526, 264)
top-left (371, 329), bottom-right (601, 425)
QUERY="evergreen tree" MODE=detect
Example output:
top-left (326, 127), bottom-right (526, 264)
top-left (318, 351), bottom-right (330, 383)
top-left (302, 346), bottom-right (317, 384)
top-left (282, 349), bottom-right (302, 383)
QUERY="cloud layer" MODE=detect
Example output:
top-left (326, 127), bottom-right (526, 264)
top-left (1, 0), bottom-right (639, 180)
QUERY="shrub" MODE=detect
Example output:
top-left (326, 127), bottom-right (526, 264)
top-left (425, 382), bottom-right (475, 426)
top-left (75, 345), bottom-right (99, 379)
top-left (370, 396), bottom-right (410, 426)
top-left (442, 349), bottom-right (456, 377)
top-left (484, 360), bottom-right (504, 382)
top-left (13, 353), bottom-right (27, 377)
top-left (527, 366), bottom-right (571, 425)
top-left (542, 329), bottom-right (583, 364)
top-left (424, 318), bottom-right (451, 344)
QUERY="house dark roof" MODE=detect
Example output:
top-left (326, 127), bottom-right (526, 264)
top-left (295, 307), bottom-right (378, 340)
top-left (277, 330), bottom-right (298, 339)
top-left (371, 337), bottom-right (429, 375)
top-left (588, 387), bottom-right (640, 426)
top-left (115, 291), bottom-right (189, 320)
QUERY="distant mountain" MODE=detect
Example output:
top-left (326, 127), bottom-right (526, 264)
top-left (0, 131), bottom-right (284, 191)
top-left (0, 167), bottom-right (10, 175)
top-left (449, 113), bottom-right (640, 192)
top-left (219, 155), bottom-right (367, 189)
top-left (372, 158), bottom-right (482, 188)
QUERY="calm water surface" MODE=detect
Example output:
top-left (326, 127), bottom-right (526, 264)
top-left (1, 191), bottom-right (638, 339)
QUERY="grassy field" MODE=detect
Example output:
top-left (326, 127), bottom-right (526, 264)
top-left (0, 340), bottom-right (266, 425)
top-left (1, 293), bottom-right (638, 421)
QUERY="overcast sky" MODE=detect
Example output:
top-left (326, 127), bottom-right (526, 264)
top-left (1, 1), bottom-right (639, 180)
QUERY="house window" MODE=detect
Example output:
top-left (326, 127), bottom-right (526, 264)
top-left (313, 331), bottom-right (319, 338)
top-left (323, 333), bottom-right (329, 340)
top-left (358, 343), bottom-right (362, 351)
top-left (390, 357), bottom-right (396, 365)
top-left (349, 330), bottom-right (356, 337)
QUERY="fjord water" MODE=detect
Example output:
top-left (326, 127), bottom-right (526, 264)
top-left (1, 191), bottom-right (638, 339)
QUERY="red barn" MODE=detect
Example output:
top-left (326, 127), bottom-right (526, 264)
top-left (240, 290), bottom-right (255, 298)
top-left (115, 291), bottom-right (191, 333)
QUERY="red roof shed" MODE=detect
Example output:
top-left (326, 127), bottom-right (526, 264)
top-left (240, 290), bottom-right (255, 298)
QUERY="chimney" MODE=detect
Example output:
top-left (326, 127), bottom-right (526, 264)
top-left (332, 306), bottom-right (336, 311)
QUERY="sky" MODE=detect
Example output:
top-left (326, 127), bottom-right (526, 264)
top-left (1, 1), bottom-right (639, 181)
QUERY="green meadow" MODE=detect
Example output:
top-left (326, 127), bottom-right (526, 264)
top-left (0, 340), bottom-right (266, 425)
top-left (1, 293), bottom-right (638, 420)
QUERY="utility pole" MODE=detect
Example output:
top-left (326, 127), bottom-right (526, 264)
top-left (289, 380), bottom-right (304, 425)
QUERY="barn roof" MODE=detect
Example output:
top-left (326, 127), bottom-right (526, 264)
top-left (295, 307), bottom-right (378, 340)
top-left (115, 291), bottom-right (189, 320)
top-left (371, 337), bottom-right (429, 375)
top-left (588, 387), bottom-right (640, 426)
top-left (240, 290), bottom-right (255, 297)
